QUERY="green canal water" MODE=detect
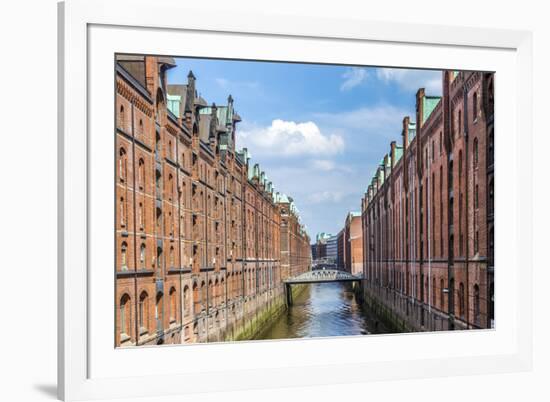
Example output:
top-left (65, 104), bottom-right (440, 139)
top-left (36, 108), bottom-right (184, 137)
top-left (254, 282), bottom-right (389, 340)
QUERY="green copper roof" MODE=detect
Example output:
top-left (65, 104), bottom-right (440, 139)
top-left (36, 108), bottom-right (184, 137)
top-left (422, 96), bottom-right (441, 124)
top-left (167, 94), bottom-right (181, 118)
top-left (408, 121), bottom-right (417, 143)
top-left (395, 146), bottom-right (404, 164)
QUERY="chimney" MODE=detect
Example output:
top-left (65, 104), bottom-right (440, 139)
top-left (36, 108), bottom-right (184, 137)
top-left (209, 103), bottom-right (218, 150)
top-left (185, 70), bottom-right (196, 113)
top-left (402, 116), bottom-right (410, 150)
top-left (144, 56), bottom-right (158, 95)
top-left (416, 88), bottom-right (425, 129)
top-left (390, 141), bottom-right (396, 168)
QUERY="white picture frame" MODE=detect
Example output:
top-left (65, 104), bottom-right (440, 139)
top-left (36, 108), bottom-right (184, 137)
top-left (58, 0), bottom-right (533, 400)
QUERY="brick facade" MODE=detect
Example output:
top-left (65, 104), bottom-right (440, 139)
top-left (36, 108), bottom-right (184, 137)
top-left (361, 71), bottom-right (495, 331)
top-left (115, 56), bottom-right (310, 347)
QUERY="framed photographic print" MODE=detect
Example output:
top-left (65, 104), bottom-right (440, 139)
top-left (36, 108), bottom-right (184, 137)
top-left (58, 0), bottom-right (533, 400)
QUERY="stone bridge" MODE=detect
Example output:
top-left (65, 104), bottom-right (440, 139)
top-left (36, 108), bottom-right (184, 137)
top-left (283, 269), bottom-right (363, 305)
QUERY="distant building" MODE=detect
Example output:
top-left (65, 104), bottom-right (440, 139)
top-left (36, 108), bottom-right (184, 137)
top-left (326, 235), bottom-right (338, 263)
top-left (311, 232), bottom-right (331, 261)
top-left (337, 229), bottom-right (345, 270)
top-left (343, 212), bottom-right (363, 275)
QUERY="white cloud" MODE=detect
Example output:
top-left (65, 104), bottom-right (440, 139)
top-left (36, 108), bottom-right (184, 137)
top-left (311, 159), bottom-right (336, 171)
top-left (237, 119), bottom-right (345, 157)
top-left (376, 68), bottom-right (441, 95)
top-left (310, 159), bottom-right (353, 173)
top-left (307, 191), bottom-right (344, 204)
top-left (340, 67), bottom-right (368, 91)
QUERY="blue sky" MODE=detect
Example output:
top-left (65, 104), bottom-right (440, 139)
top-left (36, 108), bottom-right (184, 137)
top-left (167, 58), bottom-right (442, 240)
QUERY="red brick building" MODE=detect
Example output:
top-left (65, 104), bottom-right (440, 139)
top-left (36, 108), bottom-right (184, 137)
top-left (361, 71), bottom-right (494, 331)
top-left (115, 55), bottom-right (310, 347)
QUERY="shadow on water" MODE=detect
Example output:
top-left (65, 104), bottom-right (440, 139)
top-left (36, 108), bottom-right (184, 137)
top-left (255, 282), bottom-right (389, 341)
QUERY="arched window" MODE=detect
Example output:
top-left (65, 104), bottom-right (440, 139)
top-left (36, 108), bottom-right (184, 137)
top-left (120, 196), bottom-right (126, 227)
top-left (139, 119), bottom-right (144, 136)
top-left (169, 287), bottom-right (177, 323)
top-left (192, 283), bottom-right (200, 315)
top-left (473, 284), bottom-right (480, 326)
top-left (169, 246), bottom-right (174, 269)
top-left (119, 148), bottom-right (127, 183)
top-left (472, 92), bottom-right (478, 121)
top-left (200, 281), bottom-right (206, 311)
top-left (439, 131), bottom-right (443, 155)
top-left (475, 184), bottom-right (479, 209)
top-left (157, 247), bottom-right (163, 271)
top-left (473, 138), bottom-right (479, 167)
top-left (138, 291), bottom-right (148, 333)
top-left (138, 158), bottom-right (145, 190)
top-left (168, 173), bottom-right (173, 201)
top-left (119, 294), bottom-right (131, 342)
top-left (121, 242), bottom-right (128, 270)
top-left (139, 243), bottom-right (146, 269)
top-left (118, 105), bottom-right (125, 129)
top-left (138, 202), bottom-right (143, 230)
top-left (183, 285), bottom-right (190, 316)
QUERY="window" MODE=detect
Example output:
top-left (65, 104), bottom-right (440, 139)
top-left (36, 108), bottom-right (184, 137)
top-left (118, 105), bottom-right (125, 129)
top-left (169, 246), bottom-right (174, 269)
top-left (183, 285), bottom-right (190, 316)
top-left (475, 184), bottom-right (479, 209)
top-left (169, 287), bottom-right (177, 323)
top-left (138, 159), bottom-right (145, 190)
top-left (119, 148), bottom-right (127, 182)
top-left (168, 174), bottom-right (173, 201)
top-left (140, 243), bottom-right (146, 269)
top-left (138, 202), bottom-right (143, 230)
top-left (139, 291), bottom-right (148, 333)
top-left (119, 294), bottom-right (131, 341)
top-left (120, 196), bottom-right (126, 227)
top-left (121, 242), bottom-right (128, 270)
top-left (157, 247), bottom-right (163, 271)
top-left (439, 131), bottom-right (443, 155)
top-left (138, 119), bottom-right (143, 136)
top-left (193, 283), bottom-right (200, 314)
top-left (473, 92), bottom-right (478, 121)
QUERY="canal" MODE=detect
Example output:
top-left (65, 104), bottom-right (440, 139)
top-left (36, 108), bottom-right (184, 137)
top-left (255, 282), bottom-right (389, 340)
